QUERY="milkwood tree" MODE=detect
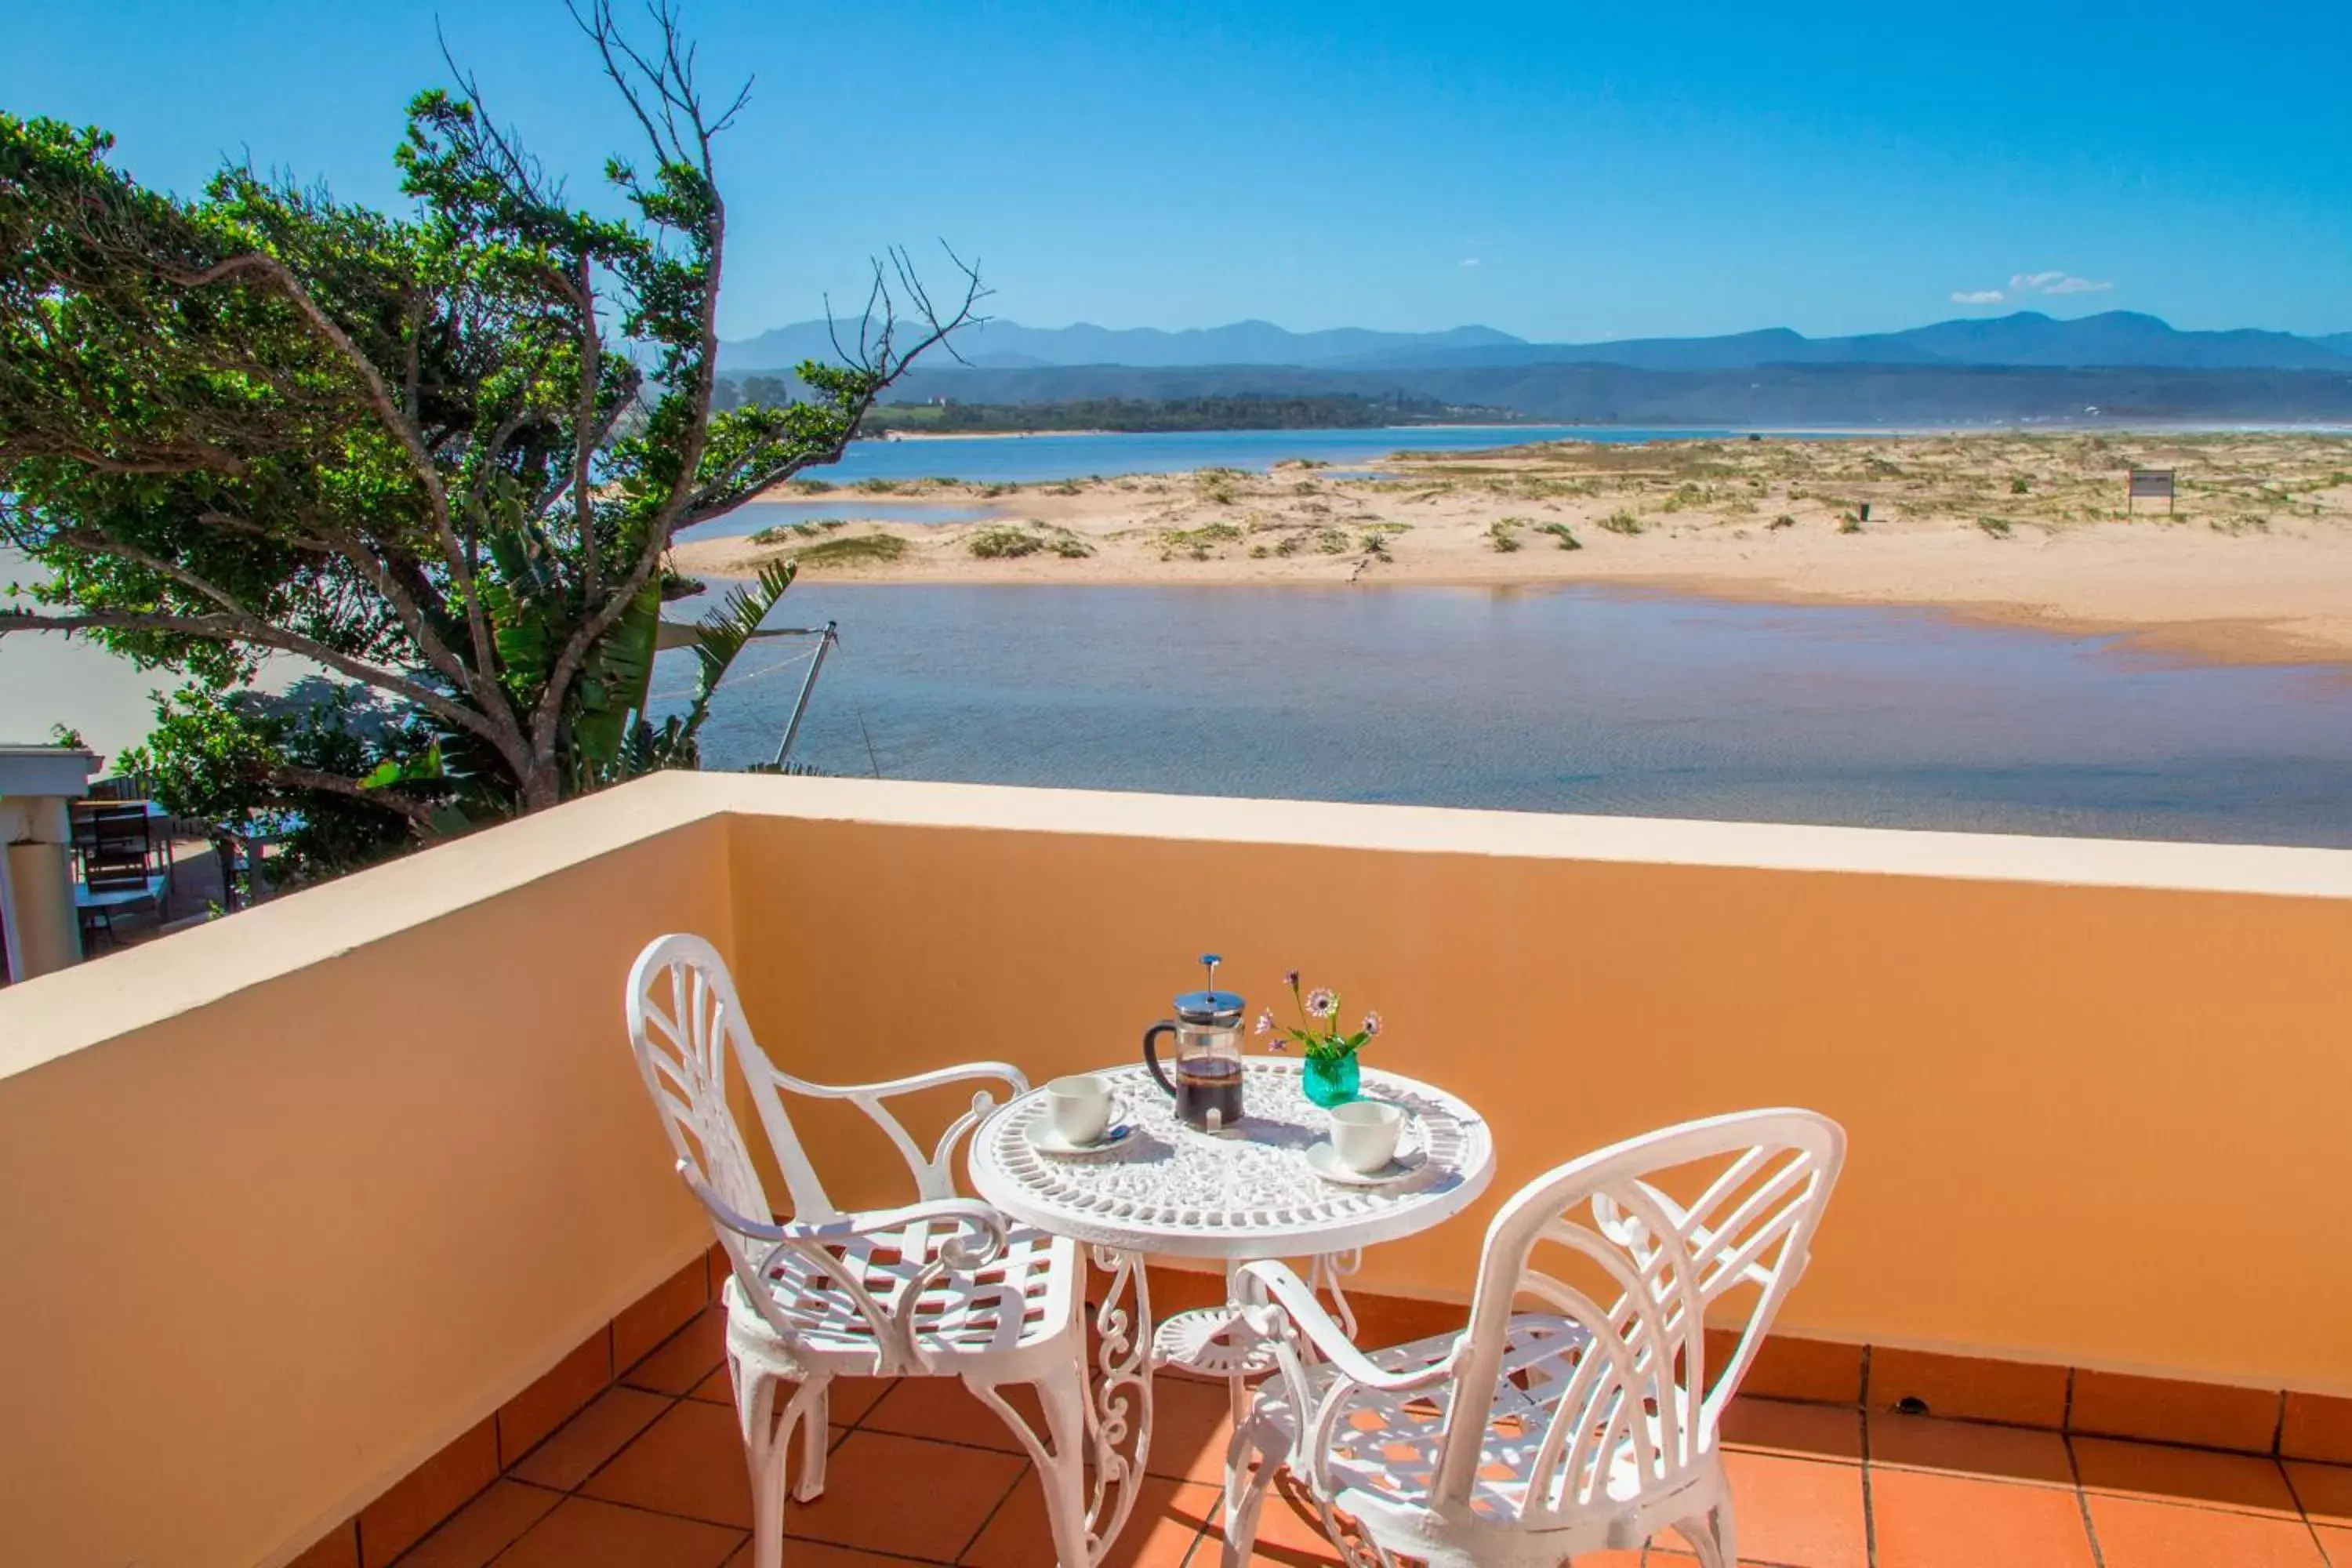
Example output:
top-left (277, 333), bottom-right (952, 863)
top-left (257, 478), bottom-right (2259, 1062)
top-left (0, 1), bottom-right (978, 871)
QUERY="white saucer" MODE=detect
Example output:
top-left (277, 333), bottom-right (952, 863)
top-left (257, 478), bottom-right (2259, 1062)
top-left (1026, 1118), bottom-right (1138, 1158)
top-left (1305, 1139), bottom-right (1425, 1187)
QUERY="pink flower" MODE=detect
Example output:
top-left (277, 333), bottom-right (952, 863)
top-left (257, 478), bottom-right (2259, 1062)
top-left (1363, 1011), bottom-right (1382, 1036)
top-left (1267, 1036), bottom-right (1289, 1052)
top-left (1305, 988), bottom-right (1338, 1019)
top-left (1254, 1010), bottom-right (1273, 1035)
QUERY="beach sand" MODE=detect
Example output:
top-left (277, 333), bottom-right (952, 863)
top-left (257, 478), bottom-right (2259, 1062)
top-left (672, 431), bottom-right (2352, 666)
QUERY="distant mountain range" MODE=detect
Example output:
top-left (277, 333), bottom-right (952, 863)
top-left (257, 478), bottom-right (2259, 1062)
top-left (876, 361), bottom-right (2352, 428)
top-left (723, 311), bottom-right (2352, 375)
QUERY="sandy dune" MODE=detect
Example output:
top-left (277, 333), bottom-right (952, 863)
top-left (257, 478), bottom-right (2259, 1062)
top-left (672, 431), bottom-right (2352, 665)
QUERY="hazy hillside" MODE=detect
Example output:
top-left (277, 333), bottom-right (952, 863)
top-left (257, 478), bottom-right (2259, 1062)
top-left (1351, 313), bottom-right (2352, 372)
top-left (727, 310), bottom-right (2352, 376)
top-left (880, 361), bottom-right (2352, 426)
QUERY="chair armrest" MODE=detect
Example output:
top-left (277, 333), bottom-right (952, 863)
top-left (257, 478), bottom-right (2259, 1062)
top-left (760, 1059), bottom-right (1029, 1105)
top-left (755, 1061), bottom-right (1030, 1203)
top-left (1237, 1260), bottom-right (1464, 1394)
top-left (684, 1164), bottom-right (1011, 1270)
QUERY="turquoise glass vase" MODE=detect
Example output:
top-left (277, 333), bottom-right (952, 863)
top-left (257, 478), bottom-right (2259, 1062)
top-left (1302, 1051), bottom-right (1360, 1108)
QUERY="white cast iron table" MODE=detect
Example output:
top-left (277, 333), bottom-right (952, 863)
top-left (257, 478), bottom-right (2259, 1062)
top-left (967, 1058), bottom-right (1494, 1562)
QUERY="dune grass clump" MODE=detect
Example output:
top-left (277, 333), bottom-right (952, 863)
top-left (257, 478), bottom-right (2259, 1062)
top-left (789, 533), bottom-right (907, 568)
top-left (1486, 519), bottom-right (1523, 553)
top-left (1159, 521), bottom-right (1245, 561)
top-left (968, 523), bottom-right (1094, 560)
top-left (1768, 514), bottom-right (1796, 530)
top-left (1597, 510), bottom-right (1644, 536)
top-left (1976, 516), bottom-right (2014, 538)
top-left (854, 477), bottom-right (902, 494)
top-left (1537, 521), bottom-right (1581, 550)
top-left (969, 527), bottom-right (1044, 558)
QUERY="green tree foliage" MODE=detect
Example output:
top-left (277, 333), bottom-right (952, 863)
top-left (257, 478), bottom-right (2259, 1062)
top-left (0, 2), bottom-right (978, 876)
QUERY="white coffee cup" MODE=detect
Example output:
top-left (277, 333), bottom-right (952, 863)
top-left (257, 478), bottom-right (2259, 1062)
top-left (1046, 1073), bottom-right (1112, 1146)
top-left (1329, 1099), bottom-right (1404, 1174)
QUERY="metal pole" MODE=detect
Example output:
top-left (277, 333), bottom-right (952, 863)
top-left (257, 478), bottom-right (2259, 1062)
top-left (771, 620), bottom-right (839, 769)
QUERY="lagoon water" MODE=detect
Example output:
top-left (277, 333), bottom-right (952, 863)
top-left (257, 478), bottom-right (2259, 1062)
top-left (801, 425), bottom-right (1730, 485)
top-left (664, 583), bottom-right (2352, 848)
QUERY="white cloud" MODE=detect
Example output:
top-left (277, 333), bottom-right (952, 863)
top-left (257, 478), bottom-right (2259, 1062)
top-left (1460, 258), bottom-right (1481, 269)
top-left (1951, 289), bottom-right (2006, 305)
top-left (2009, 270), bottom-right (2113, 296)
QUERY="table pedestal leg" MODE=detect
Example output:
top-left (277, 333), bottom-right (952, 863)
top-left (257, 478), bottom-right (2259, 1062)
top-left (1083, 1245), bottom-right (1153, 1566)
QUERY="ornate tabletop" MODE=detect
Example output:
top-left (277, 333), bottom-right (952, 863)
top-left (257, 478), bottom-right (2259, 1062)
top-left (969, 1058), bottom-right (1496, 1260)
top-left (966, 1057), bottom-right (1494, 1563)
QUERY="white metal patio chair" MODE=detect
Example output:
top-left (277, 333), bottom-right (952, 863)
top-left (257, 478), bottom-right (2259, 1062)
top-left (1223, 1108), bottom-right (1846, 1568)
top-left (626, 934), bottom-right (1092, 1568)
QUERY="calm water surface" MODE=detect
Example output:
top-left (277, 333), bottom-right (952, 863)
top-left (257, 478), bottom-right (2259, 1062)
top-left (811, 425), bottom-right (1738, 484)
top-left (659, 585), bottom-right (2352, 848)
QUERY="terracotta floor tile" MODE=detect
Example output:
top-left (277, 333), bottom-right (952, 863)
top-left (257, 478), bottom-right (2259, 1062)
top-left (1149, 1377), bottom-right (1241, 1485)
top-left (2316, 1523), bottom-right (2352, 1568)
top-left (826, 1376), bottom-right (896, 1427)
top-left (1719, 1450), bottom-right (1869, 1568)
top-left (862, 1376), bottom-right (1049, 1454)
top-left (509, 1386), bottom-right (672, 1491)
top-left (583, 1398), bottom-right (756, 1528)
top-left (1720, 1398), bottom-right (1864, 1463)
top-left (625, 1306), bottom-right (728, 1396)
top-left (2292, 1462), bottom-right (2352, 1527)
top-left (389, 1480), bottom-right (561, 1568)
top-left (2070, 1369), bottom-right (2282, 1454)
top-left (1871, 1466), bottom-right (2097, 1568)
top-left (1868, 1412), bottom-right (2074, 1486)
top-left (1220, 1479), bottom-right (1347, 1567)
top-left (738, 1544), bottom-right (935, 1566)
top-left (1867, 1347), bottom-right (2070, 1429)
top-left (2287, 1395), bottom-right (2352, 1466)
top-left (784, 1430), bottom-right (1025, 1561)
top-left (693, 1366), bottom-right (736, 1406)
top-left (498, 1334), bottom-right (614, 1468)
top-left (615, 1258), bottom-right (714, 1370)
top-left (1737, 1334), bottom-right (1865, 1406)
top-left (963, 1475), bottom-right (1214, 1568)
top-left (360, 1418), bottom-right (499, 1568)
top-left (2084, 1494), bottom-right (2328, 1568)
top-left (290, 1523), bottom-right (360, 1568)
top-left (495, 1496), bottom-right (742, 1568)
top-left (2073, 1435), bottom-right (2299, 1515)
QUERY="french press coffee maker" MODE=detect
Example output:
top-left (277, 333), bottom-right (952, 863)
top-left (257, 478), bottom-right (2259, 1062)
top-left (1142, 953), bottom-right (1248, 1132)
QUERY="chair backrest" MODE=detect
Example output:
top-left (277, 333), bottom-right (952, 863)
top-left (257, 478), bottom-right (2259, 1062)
top-left (623, 933), bottom-right (841, 1232)
top-left (1432, 1109), bottom-right (1845, 1529)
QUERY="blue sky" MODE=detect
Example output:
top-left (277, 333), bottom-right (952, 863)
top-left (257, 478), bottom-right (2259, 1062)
top-left (6, 1), bottom-right (2348, 342)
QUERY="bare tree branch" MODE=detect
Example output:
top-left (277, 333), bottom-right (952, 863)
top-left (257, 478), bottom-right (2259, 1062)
top-left (154, 251), bottom-right (514, 726)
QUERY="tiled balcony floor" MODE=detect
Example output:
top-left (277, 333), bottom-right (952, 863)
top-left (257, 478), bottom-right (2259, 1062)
top-left (392, 1304), bottom-right (2352, 1568)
